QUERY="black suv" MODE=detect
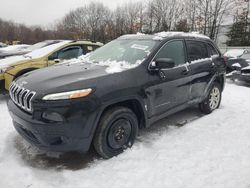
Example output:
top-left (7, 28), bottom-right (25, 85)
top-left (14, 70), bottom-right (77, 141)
top-left (8, 32), bottom-right (226, 159)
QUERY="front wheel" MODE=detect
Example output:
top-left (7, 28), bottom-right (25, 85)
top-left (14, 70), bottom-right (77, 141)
top-left (199, 83), bottom-right (222, 114)
top-left (93, 106), bottom-right (138, 159)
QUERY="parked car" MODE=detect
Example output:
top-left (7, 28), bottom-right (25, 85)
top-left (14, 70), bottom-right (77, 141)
top-left (239, 52), bottom-right (250, 62)
top-left (224, 49), bottom-right (248, 58)
top-left (8, 32), bottom-right (226, 159)
top-left (230, 63), bottom-right (250, 83)
top-left (0, 42), bottom-right (7, 48)
top-left (0, 40), bottom-right (103, 92)
top-left (0, 40), bottom-right (63, 59)
top-left (224, 49), bottom-right (250, 73)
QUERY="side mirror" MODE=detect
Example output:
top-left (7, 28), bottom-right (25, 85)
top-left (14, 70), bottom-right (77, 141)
top-left (151, 58), bottom-right (175, 69)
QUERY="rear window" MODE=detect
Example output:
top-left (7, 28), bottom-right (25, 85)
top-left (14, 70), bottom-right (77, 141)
top-left (186, 41), bottom-right (208, 62)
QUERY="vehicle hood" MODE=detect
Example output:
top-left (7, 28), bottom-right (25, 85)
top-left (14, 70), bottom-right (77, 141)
top-left (0, 50), bottom-right (30, 59)
top-left (0, 55), bottom-right (31, 69)
top-left (16, 63), bottom-right (111, 95)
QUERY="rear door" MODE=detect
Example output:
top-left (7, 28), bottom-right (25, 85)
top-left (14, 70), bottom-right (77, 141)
top-left (186, 40), bottom-right (217, 101)
top-left (146, 40), bottom-right (192, 117)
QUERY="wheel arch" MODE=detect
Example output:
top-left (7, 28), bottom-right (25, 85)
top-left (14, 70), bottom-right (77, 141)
top-left (14, 68), bottom-right (38, 80)
top-left (98, 98), bottom-right (148, 129)
top-left (214, 74), bottom-right (225, 91)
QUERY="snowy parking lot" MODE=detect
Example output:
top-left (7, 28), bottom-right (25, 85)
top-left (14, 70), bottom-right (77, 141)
top-left (1, 81), bottom-right (250, 188)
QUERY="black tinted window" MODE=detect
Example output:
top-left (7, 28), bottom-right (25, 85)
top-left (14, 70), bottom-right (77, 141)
top-left (155, 40), bottom-right (185, 66)
top-left (207, 44), bottom-right (218, 56)
top-left (58, 47), bottom-right (83, 60)
top-left (186, 41), bottom-right (208, 62)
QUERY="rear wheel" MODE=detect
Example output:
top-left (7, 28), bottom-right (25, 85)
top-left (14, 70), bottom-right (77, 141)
top-left (199, 83), bottom-right (222, 114)
top-left (93, 106), bottom-right (138, 159)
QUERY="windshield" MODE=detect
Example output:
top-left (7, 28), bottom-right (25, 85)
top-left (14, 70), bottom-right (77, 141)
top-left (26, 41), bottom-right (61, 51)
top-left (24, 41), bottom-right (71, 59)
top-left (240, 53), bottom-right (250, 60)
top-left (86, 39), bottom-right (159, 64)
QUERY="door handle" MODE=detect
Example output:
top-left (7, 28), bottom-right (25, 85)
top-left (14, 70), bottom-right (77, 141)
top-left (182, 69), bottom-right (189, 75)
top-left (182, 64), bottom-right (190, 75)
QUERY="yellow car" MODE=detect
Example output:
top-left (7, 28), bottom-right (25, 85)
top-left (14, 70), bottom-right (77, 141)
top-left (0, 40), bottom-right (103, 92)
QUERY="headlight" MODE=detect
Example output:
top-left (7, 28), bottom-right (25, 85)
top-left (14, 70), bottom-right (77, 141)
top-left (42, 88), bottom-right (92, 100)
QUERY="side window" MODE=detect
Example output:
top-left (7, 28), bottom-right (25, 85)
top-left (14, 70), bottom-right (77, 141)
top-left (48, 52), bottom-right (58, 60)
top-left (155, 40), bottom-right (186, 66)
top-left (83, 45), bottom-right (99, 54)
top-left (207, 43), bottom-right (218, 57)
top-left (186, 41), bottom-right (208, 62)
top-left (57, 46), bottom-right (83, 60)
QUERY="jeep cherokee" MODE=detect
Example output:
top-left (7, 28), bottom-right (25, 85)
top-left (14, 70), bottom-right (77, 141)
top-left (8, 32), bottom-right (226, 159)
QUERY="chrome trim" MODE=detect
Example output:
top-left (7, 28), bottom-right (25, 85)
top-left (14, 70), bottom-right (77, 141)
top-left (9, 82), bottom-right (36, 112)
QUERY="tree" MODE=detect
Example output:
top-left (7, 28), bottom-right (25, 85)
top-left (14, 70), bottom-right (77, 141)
top-left (226, 0), bottom-right (250, 46)
top-left (175, 19), bottom-right (189, 32)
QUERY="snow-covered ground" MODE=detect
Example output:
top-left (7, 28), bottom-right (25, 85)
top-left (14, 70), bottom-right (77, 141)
top-left (1, 81), bottom-right (250, 188)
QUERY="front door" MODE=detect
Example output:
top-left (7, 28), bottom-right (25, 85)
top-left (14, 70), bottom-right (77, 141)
top-left (47, 46), bottom-right (83, 66)
top-left (146, 40), bottom-right (192, 118)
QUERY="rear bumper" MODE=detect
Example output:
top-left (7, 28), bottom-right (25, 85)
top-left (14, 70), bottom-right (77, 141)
top-left (8, 100), bottom-right (99, 153)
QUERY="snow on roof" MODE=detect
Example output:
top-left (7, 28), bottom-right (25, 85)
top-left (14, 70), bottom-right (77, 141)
top-left (24, 40), bottom-right (71, 59)
top-left (154, 31), bottom-right (210, 40)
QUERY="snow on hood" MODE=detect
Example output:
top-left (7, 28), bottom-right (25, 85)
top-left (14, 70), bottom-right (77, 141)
top-left (154, 31), bottom-right (210, 40)
top-left (0, 55), bottom-right (29, 69)
top-left (0, 44), bottom-right (30, 52)
top-left (242, 65), bottom-right (250, 70)
top-left (226, 70), bottom-right (238, 77)
top-left (54, 53), bottom-right (91, 67)
top-left (232, 63), bottom-right (242, 68)
top-left (24, 40), bottom-right (71, 59)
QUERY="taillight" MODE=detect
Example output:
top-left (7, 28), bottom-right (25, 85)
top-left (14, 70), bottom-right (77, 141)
top-left (223, 56), bottom-right (228, 65)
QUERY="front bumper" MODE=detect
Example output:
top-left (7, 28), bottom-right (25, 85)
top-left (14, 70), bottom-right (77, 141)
top-left (0, 79), bottom-right (7, 94)
top-left (8, 100), bottom-right (100, 152)
top-left (231, 71), bottom-right (250, 82)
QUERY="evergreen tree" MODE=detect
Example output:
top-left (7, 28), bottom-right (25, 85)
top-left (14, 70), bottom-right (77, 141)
top-left (227, 0), bottom-right (250, 46)
top-left (226, 18), bottom-right (250, 46)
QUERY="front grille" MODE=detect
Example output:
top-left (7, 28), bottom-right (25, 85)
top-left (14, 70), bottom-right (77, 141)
top-left (9, 82), bottom-right (36, 112)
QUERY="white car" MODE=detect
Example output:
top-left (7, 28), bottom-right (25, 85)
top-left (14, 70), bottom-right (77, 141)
top-left (224, 49), bottom-right (249, 58)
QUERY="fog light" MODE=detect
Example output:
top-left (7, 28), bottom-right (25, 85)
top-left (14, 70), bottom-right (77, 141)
top-left (42, 112), bottom-right (64, 122)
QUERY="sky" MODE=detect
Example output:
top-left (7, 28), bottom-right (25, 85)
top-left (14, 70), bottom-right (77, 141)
top-left (0, 0), bottom-right (138, 27)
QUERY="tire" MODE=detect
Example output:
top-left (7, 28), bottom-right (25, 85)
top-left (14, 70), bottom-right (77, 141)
top-left (93, 106), bottom-right (138, 159)
top-left (199, 83), bottom-right (222, 114)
